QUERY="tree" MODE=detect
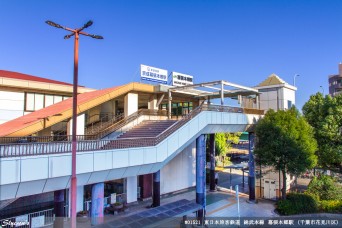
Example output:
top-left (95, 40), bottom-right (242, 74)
top-left (254, 107), bottom-right (317, 199)
top-left (214, 132), bottom-right (241, 166)
top-left (302, 93), bottom-right (342, 171)
top-left (306, 175), bottom-right (342, 201)
top-left (215, 133), bottom-right (227, 157)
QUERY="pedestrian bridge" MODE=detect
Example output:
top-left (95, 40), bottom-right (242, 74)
top-left (0, 104), bottom-right (263, 200)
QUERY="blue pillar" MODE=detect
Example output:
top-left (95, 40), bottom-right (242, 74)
top-left (209, 134), bottom-right (216, 191)
top-left (196, 134), bottom-right (206, 220)
top-left (152, 170), bottom-right (160, 207)
top-left (91, 183), bottom-right (104, 225)
top-left (248, 132), bottom-right (256, 201)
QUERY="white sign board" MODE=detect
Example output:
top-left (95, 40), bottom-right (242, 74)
top-left (141, 64), bottom-right (168, 84)
top-left (110, 193), bottom-right (117, 204)
top-left (172, 72), bottom-right (193, 86)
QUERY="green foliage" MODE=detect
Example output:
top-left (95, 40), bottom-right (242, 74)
top-left (306, 175), bottom-right (342, 201)
top-left (255, 107), bottom-right (318, 174)
top-left (215, 133), bottom-right (227, 156)
top-left (226, 132), bottom-right (242, 145)
top-left (302, 93), bottom-right (342, 170)
top-left (319, 200), bottom-right (342, 213)
top-left (255, 107), bottom-right (317, 199)
top-left (277, 193), bottom-right (318, 215)
top-left (214, 132), bottom-right (241, 156)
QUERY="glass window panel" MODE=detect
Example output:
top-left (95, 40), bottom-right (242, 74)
top-left (63, 96), bottom-right (71, 100)
top-left (54, 95), bottom-right (63, 104)
top-left (45, 95), bottom-right (54, 107)
top-left (25, 93), bottom-right (35, 111)
top-left (34, 94), bottom-right (44, 110)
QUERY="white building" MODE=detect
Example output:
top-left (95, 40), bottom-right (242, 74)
top-left (0, 70), bottom-right (94, 124)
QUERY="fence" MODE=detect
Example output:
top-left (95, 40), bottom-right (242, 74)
top-left (0, 208), bottom-right (54, 228)
top-left (0, 105), bottom-right (263, 157)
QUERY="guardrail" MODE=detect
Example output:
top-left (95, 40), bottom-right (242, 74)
top-left (0, 135), bottom-right (97, 144)
top-left (0, 105), bottom-right (263, 157)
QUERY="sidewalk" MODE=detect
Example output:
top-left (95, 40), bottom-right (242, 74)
top-left (94, 186), bottom-right (277, 227)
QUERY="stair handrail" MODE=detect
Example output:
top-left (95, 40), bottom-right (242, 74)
top-left (95, 109), bottom-right (168, 139)
top-left (101, 104), bottom-right (204, 149)
top-left (85, 112), bottom-right (124, 135)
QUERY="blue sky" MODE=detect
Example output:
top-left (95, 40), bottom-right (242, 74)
top-left (1, 0), bottom-right (342, 109)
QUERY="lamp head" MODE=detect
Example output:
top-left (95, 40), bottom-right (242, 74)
top-left (90, 34), bottom-right (104, 39)
top-left (84, 20), bottom-right (93, 28)
top-left (46, 20), bottom-right (63, 29)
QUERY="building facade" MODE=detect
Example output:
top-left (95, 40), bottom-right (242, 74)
top-left (328, 63), bottom-right (342, 97)
top-left (0, 70), bottom-right (94, 124)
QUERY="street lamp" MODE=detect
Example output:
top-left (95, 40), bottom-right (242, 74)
top-left (46, 20), bottom-right (103, 228)
top-left (320, 86), bottom-right (325, 95)
top-left (293, 74), bottom-right (300, 87)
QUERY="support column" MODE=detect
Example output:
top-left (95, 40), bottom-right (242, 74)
top-left (248, 132), bottom-right (256, 201)
top-left (220, 82), bottom-right (224, 105)
top-left (148, 95), bottom-right (158, 110)
top-left (126, 176), bottom-right (138, 203)
top-left (124, 93), bottom-right (138, 117)
top-left (152, 170), bottom-right (160, 207)
top-left (168, 90), bottom-right (172, 119)
top-left (91, 183), bottom-right (104, 226)
top-left (67, 114), bottom-right (85, 135)
top-left (76, 185), bottom-right (84, 212)
top-left (196, 134), bottom-right (206, 220)
top-left (209, 134), bottom-right (216, 191)
top-left (54, 190), bottom-right (65, 228)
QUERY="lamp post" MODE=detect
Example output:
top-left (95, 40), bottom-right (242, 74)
top-left (320, 86), bottom-right (325, 95)
top-left (46, 20), bottom-right (103, 228)
top-left (293, 74), bottom-right (300, 87)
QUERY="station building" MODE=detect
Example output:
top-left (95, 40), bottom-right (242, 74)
top-left (0, 70), bottom-right (296, 225)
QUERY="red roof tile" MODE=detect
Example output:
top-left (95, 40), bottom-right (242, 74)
top-left (0, 70), bottom-right (74, 86)
top-left (0, 86), bottom-right (119, 137)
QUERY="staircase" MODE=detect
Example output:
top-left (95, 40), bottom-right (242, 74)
top-left (117, 120), bottom-right (177, 139)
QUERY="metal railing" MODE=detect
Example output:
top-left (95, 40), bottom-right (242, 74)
top-left (0, 135), bottom-right (97, 144)
top-left (0, 105), bottom-right (263, 157)
top-left (85, 112), bottom-right (124, 135)
top-left (0, 208), bottom-right (54, 228)
top-left (95, 109), bottom-right (168, 139)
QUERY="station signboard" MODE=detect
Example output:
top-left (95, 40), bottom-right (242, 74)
top-left (172, 72), bottom-right (193, 86)
top-left (140, 64), bottom-right (168, 84)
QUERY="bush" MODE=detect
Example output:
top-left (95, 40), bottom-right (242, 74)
top-left (306, 175), bottom-right (342, 201)
top-left (277, 193), bottom-right (318, 215)
top-left (319, 200), bottom-right (342, 213)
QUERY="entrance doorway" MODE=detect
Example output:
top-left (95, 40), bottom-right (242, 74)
top-left (264, 179), bottom-right (276, 199)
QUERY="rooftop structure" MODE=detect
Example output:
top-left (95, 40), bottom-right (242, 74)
top-left (328, 63), bottom-right (342, 97)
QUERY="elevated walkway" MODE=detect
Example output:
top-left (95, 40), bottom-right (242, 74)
top-left (0, 104), bottom-right (263, 200)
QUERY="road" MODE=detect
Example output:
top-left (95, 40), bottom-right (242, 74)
top-left (217, 168), bottom-right (250, 194)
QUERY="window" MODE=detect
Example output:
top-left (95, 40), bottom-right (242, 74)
top-left (54, 95), bottom-right (63, 103)
top-left (45, 95), bottom-right (54, 107)
top-left (287, 100), bottom-right (292, 109)
top-left (25, 93), bottom-right (71, 112)
top-left (25, 93), bottom-right (35, 111)
top-left (35, 94), bottom-right (44, 110)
